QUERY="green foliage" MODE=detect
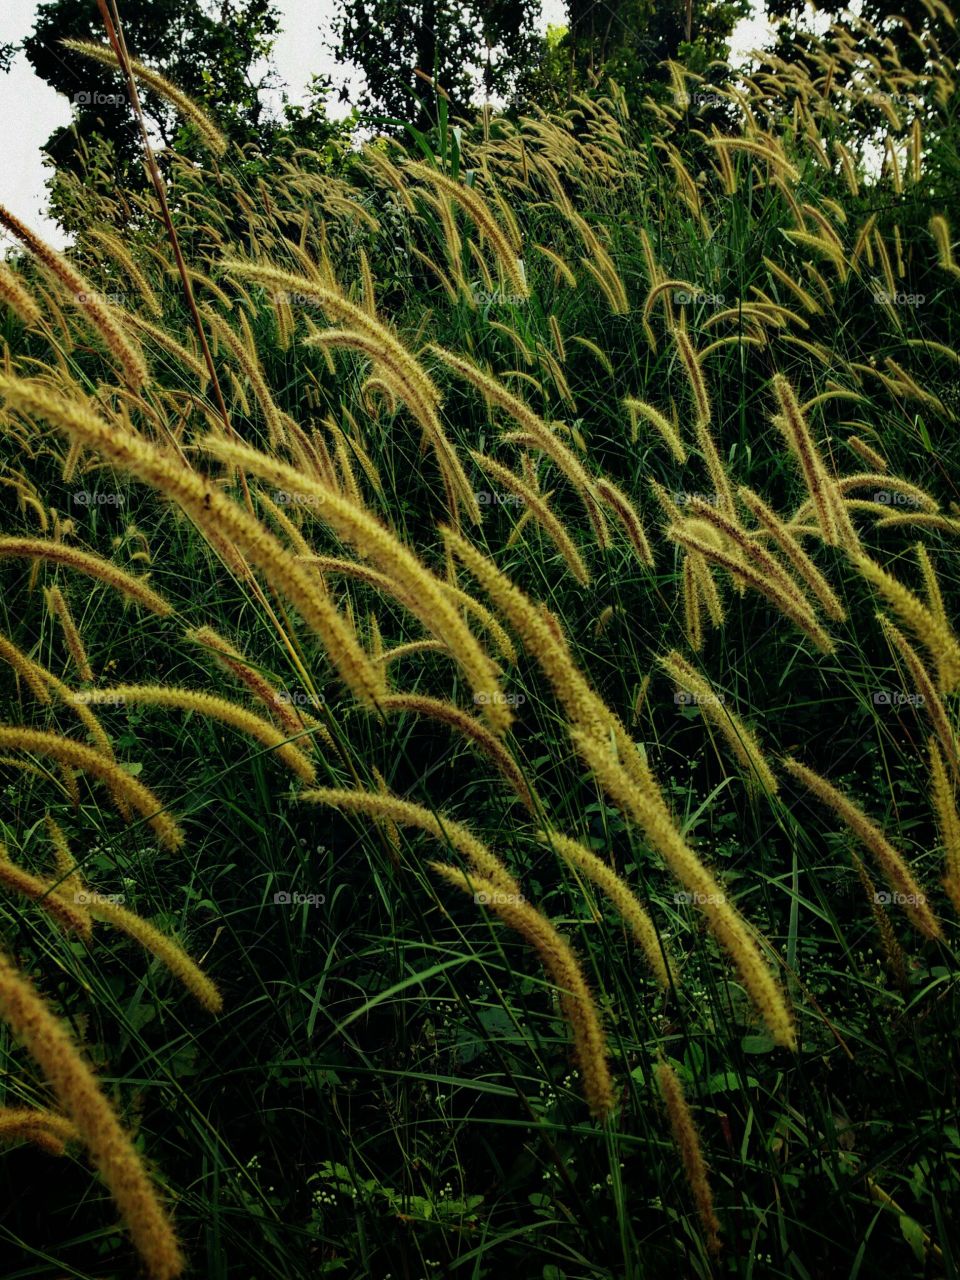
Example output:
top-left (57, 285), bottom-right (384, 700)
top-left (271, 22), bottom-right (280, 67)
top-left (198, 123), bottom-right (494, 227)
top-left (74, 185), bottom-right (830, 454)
top-left (331, 0), bottom-right (542, 126)
top-left (23, 0), bottom-right (282, 184)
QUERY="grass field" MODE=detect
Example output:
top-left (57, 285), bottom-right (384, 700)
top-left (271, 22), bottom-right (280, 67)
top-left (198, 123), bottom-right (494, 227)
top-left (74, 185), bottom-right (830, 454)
top-left (1, 8), bottom-right (959, 1277)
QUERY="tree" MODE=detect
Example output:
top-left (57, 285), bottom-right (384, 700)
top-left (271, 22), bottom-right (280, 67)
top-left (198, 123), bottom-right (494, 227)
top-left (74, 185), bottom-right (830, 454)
top-left (762, 0), bottom-right (956, 77)
top-left (553, 0), bottom-right (750, 116)
top-left (23, 0), bottom-right (282, 177)
top-left (331, 0), bottom-right (541, 127)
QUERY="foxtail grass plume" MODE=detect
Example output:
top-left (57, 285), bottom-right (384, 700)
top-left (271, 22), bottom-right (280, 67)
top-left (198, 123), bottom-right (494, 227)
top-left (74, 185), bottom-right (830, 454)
top-left (658, 651), bottom-right (778, 795)
top-left (83, 890), bottom-right (222, 1013)
top-left (685, 496), bottom-right (815, 623)
top-left (301, 787), bottom-right (520, 896)
top-left (44, 585), bottom-right (93, 682)
top-left (928, 739), bottom-right (960, 916)
top-left (771, 374), bottom-right (848, 547)
top-left (876, 613), bottom-right (960, 784)
top-left (916, 543), bottom-right (947, 629)
top-left (0, 1106), bottom-right (79, 1156)
top-left (0, 534), bottom-right (172, 616)
top-left (783, 757), bottom-right (941, 939)
top-left (0, 950), bottom-right (185, 1278)
top-left (200, 436), bottom-right (510, 732)
top-left (404, 161), bottom-right (527, 299)
top-left (469, 450), bottom-right (590, 584)
top-left (430, 862), bottom-right (616, 1117)
top-left (571, 728), bottom-right (796, 1049)
top-left (0, 206), bottom-right (147, 388)
top-left (0, 845), bottom-right (91, 938)
top-left (539, 829), bottom-right (672, 987)
top-left (380, 694), bottom-right (533, 809)
top-left (185, 625), bottom-right (330, 751)
top-left (441, 526), bottom-right (616, 741)
top-left (594, 477), bottom-right (654, 566)
top-left (737, 486), bottom-right (846, 621)
top-left (682, 557), bottom-right (704, 650)
top-left (63, 40), bottom-right (227, 156)
top-left (76, 685), bottom-right (316, 783)
top-left (667, 519), bottom-right (833, 652)
top-left (930, 214), bottom-right (960, 279)
top-left (0, 630), bottom-right (53, 705)
top-left (0, 726), bottom-right (183, 850)
top-left (849, 851), bottom-right (909, 991)
top-left (0, 377), bottom-right (383, 710)
top-left (0, 261), bottom-right (42, 327)
top-left (623, 398), bottom-right (687, 461)
top-left (853, 552), bottom-right (960, 693)
top-left (426, 344), bottom-right (610, 545)
top-left (655, 1059), bottom-right (722, 1255)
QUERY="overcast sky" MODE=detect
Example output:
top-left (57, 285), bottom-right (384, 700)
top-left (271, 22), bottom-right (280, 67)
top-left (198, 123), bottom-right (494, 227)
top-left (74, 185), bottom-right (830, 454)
top-left (0, 0), bottom-right (783, 249)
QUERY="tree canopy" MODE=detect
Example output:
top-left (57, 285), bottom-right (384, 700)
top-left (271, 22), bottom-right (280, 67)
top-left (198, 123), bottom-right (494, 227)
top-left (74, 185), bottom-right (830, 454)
top-left (23, 0), bottom-right (282, 173)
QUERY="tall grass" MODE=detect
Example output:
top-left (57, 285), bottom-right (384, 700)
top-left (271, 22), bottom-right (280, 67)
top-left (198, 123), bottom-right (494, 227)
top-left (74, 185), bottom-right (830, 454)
top-left (0, 8), bottom-right (959, 1276)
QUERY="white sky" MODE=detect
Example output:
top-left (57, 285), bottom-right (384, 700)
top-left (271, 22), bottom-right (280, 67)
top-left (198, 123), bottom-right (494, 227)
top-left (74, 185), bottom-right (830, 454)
top-left (0, 0), bottom-right (787, 249)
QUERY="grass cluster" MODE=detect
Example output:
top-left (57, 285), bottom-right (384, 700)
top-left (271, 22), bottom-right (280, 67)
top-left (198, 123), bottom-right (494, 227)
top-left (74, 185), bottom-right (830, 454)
top-left (0, 9), bottom-right (959, 1277)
